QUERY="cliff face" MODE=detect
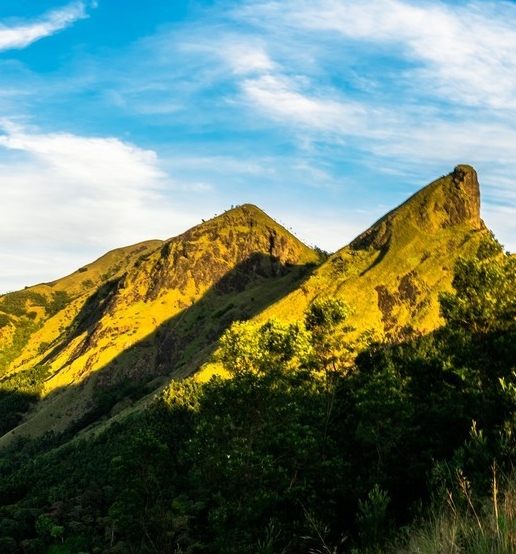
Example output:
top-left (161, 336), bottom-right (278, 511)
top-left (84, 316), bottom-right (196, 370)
top-left (350, 164), bottom-right (483, 252)
top-left (447, 165), bottom-right (482, 227)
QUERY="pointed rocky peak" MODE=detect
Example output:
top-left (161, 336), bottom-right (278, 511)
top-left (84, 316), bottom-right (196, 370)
top-left (124, 204), bottom-right (319, 302)
top-left (349, 165), bottom-right (484, 252)
top-left (447, 164), bottom-right (481, 227)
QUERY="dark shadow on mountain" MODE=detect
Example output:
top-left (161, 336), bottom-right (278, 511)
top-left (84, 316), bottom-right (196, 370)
top-left (0, 389), bottom-right (40, 436)
top-left (40, 277), bottom-right (123, 365)
top-left (359, 239), bottom-right (391, 277)
top-left (28, 252), bottom-right (318, 437)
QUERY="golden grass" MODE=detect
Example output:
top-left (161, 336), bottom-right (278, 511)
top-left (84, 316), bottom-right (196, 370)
top-left (390, 467), bottom-right (516, 554)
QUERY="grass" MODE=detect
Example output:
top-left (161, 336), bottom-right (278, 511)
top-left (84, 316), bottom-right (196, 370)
top-left (383, 466), bottom-right (516, 554)
top-left (261, 167), bottom-right (489, 343)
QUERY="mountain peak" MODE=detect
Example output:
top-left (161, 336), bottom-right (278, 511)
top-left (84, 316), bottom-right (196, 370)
top-left (258, 165), bottom-right (490, 344)
top-left (448, 164), bottom-right (481, 226)
top-left (402, 163), bottom-right (482, 230)
top-left (350, 165), bottom-right (483, 252)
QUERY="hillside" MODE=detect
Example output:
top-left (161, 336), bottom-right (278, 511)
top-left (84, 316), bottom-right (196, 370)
top-left (258, 164), bottom-right (487, 340)
top-left (0, 204), bottom-right (319, 440)
top-left (0, 165), bottom-right (490, 443)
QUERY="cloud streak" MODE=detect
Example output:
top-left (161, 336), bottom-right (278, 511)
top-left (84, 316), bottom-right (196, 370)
top-left (0, 123), bottom-right (209, 291)
top-left (232, 0), bottom-right (516, 109)
top-left (0, 1), bottom-right (91, 51)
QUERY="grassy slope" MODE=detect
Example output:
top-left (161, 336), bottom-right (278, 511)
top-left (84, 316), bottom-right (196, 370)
top-left (249, 165), bottom-right (488, 342)
top-left (0, 240), bottom-right (163, 373)
top-left (0, 205), bottom-right (319, 443)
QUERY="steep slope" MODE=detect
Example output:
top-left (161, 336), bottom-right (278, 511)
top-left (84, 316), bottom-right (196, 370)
top-left (0, 240), bottom-right (162, 375)
top-left (0, 205), bottom-right (319, 441)
top-left (258, 165), bottom-right (488, 340)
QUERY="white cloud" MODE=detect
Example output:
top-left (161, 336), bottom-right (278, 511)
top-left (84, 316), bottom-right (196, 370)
top-left (0, 1), bottom-right (91, 51)
top-left (229, 45), bottom-right (275, 75)
top-left (238, 73), bottom-right (400, 142)
top-left (0, 124), bottom-right (210, 291)
top-left (242, 0), bottom-right (516, 109)
top-left (207, 38), bottom-right (276, 76)
top-left (0, 122), bottom-right (163, 191)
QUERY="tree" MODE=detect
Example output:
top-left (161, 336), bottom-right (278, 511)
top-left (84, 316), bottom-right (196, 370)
top-left (440, 255), bottom-right (516, 334)
top-left (216, 318), bottom-right (313, 378)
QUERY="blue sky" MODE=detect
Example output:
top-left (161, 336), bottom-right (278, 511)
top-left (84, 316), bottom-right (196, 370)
top-left (1, 0), bottom-right (516, 292)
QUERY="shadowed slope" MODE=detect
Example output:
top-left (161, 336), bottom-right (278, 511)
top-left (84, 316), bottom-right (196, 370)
top-left (0, 205), bottom-right (319, 441)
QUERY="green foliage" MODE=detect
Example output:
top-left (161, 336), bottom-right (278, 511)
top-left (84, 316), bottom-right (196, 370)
top-left (0, 290), bottom-right (47, 317)
top-left (440, 254), bottom-right (516, 334)
top-left (216, 318), bottom-right (313, 377)
top-left (305, 297), bottom-right (352, 373)
top-left (3, 248), bottom-right (516, 553)
top-left (305, 297), bottom-right (350, 333)
top-left (0, 365), bottom-right (50, 435)
top-left (46, 290), bottom-right (71, 317)
top-left (0, 318), bottom-right (42, 376)
top-left (0, 313), bottom-right (11, 328)
top-left (357, 485), bottom-right (391, 552)
top-left (391, 466), bottom-right (516, 554)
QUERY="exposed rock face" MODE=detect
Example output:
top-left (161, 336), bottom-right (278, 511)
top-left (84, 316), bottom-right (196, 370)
top-left (116, 204), bottom-right (317, 304)
top-left (446, 165), bottom-right (482, 228)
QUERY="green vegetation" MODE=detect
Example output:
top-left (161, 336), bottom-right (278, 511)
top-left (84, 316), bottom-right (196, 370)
top-left (0, 317), bottom-right (41, 376)
top-left (1, 167), bottom-right (514, 553)
top-left (1, 246), bottom-right (516, 552)
top-left (0, 290), bottom-right (47, 317)
top-left (0, 365), bottom-right (50, 435)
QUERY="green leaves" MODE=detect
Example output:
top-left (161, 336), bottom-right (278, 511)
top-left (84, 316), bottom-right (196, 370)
top-left (305, 297), bottom-right (350, 334)
top-left (217, 318), bottom-right (313, 378)
top-left (440, 255), bottom-right (516, 334)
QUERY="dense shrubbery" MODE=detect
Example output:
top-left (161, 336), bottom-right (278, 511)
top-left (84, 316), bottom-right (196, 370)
top-left (1, 251), bottom-right (516, 552)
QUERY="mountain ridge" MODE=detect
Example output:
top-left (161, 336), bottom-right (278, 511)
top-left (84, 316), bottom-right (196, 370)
top-left (0, 165), bottom-right (492, 443)
top-left (255, 164), bottom-right (487, 340)
top-left (0, 203), bottom-right (320, 441)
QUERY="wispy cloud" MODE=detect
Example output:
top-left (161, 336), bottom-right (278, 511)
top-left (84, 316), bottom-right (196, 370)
top-left (0, 1), bottom-right (91, 51)
top-left (232, 0), bottom-right (516, 109)
top-left (241, 74), bottom-right (366, 132)
top-left (0, 123), bottom-right (210, 291)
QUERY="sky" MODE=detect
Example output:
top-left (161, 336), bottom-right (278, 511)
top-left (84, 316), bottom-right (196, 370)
top-left (1, 0), bottom-right (516, 292)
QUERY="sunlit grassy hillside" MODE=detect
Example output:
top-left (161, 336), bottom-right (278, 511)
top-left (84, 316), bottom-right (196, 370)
top-left (0, 240), bottom-right (162, 376)
top-left (258, 165), bottom-right (487, 342)
top-left (0, 204), bottom-right (320, 442)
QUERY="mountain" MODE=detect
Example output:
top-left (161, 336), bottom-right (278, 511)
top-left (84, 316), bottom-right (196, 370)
top-left (256, 164), bottom-right (487, 340)
top-left (0, 204), bottom-right (320, 441)
top-left (0, 165), bottom-right (490, 443)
